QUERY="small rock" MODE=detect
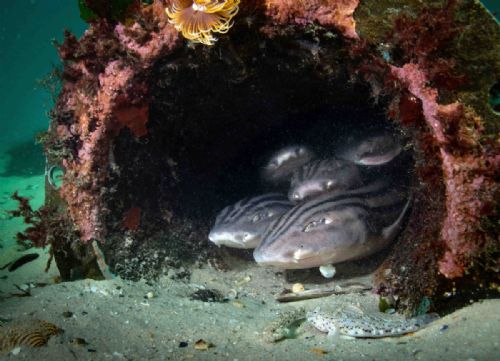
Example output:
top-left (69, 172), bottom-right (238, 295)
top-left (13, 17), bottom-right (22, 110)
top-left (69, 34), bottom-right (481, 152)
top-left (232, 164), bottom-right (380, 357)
top-left (194, 339), bottom-right (214, 350)
top-left (190, 288), bottom-right (225, 303)
top-left (70, 338), bottom-right (89, 346)
top-left (62, 311), bottom-right (74, 318)
top-left (309, 348), bottom-right (328, 355)
top-left (232, 300), bottom-right (245, 308)
top-left (319, 264), bottom-right (336, 278)
top-left (292, 283), bottom-right (305, 293)
top-left (234, 275), bottom-right (251, 286)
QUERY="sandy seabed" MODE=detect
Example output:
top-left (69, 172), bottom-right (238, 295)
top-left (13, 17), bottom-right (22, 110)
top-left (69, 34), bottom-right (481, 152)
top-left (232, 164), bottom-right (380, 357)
top-left (0, 173), bottom-right (499, 361)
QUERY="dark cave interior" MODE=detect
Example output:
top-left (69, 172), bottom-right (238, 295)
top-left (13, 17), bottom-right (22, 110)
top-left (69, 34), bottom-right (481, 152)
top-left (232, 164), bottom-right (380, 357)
top-left (103, 34), bottom-right (415, 279)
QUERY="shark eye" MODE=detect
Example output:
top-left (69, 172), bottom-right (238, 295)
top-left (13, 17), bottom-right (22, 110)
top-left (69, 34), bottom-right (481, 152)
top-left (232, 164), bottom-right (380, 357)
top-left (251, 214), bottom-right (261, 223)
top-left (303, 221), bottom-right (318, 233)
top-left (268, 161), bottom-right (279, 170)
top-left (303, 217), bottom-right (332, 232)
top-left (325, 180), bottom-right (334, 190)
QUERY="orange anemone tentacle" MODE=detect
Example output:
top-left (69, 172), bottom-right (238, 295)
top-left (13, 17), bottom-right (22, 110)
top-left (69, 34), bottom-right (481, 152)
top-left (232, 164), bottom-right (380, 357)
top-left (166, 0), bottom-right (240, 45)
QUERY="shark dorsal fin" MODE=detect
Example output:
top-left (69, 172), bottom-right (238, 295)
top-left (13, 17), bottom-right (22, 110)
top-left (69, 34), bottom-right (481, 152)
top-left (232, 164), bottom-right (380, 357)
top-left (382, 195), bottom-right (413, 241)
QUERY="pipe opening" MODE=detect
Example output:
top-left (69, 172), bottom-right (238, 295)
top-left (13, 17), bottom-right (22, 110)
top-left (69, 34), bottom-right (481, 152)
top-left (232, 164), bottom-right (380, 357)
top-left (103, 35), bottom-right (415, 280)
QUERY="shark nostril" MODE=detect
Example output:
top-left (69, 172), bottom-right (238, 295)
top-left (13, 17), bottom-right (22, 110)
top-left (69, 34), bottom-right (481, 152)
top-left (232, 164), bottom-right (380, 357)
top-left (235, 233), bottom-right (249, 242)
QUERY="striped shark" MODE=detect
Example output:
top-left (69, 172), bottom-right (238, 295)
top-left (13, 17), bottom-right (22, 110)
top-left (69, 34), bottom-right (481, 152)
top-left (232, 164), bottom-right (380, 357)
top-left (253, 181), bottom-right (411, 269)
top-left (288, 158), bottom-right (363, 202)
top-left (261, 145), bottom-right (315, 185)
top-left (208, 193), bottom-right (294, 249)
top-left (337, 133), bottom-right (403, 166)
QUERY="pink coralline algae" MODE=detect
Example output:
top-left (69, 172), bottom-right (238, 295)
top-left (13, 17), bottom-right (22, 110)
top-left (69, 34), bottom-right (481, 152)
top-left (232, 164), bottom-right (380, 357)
top-left (265, 0), bottom-right (359, 39)
top-left (57, 2), bottom-right (181, 243)
top-left (391, 63), bottom-right (499, 278)
top-left (59, 59), bottom-right (140, 242)
top-left (114, 1), bottom-right (179, 59)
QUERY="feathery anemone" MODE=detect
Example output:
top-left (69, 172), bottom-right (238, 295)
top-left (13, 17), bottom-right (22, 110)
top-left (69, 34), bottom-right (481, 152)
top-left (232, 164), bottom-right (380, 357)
top-left (166, 0), bottom-right (240, 45)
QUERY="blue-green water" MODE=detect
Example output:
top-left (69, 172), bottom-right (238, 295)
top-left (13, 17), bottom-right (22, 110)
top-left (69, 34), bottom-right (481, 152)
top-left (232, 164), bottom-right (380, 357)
top-left (482, 0), bottom-right (500, 20)
top-left (0, 0), bottom-right (86, 155)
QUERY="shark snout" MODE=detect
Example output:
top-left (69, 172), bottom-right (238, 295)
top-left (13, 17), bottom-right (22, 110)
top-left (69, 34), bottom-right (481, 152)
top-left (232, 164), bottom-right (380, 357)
top-left (208, 230), bottom-right (257, 248)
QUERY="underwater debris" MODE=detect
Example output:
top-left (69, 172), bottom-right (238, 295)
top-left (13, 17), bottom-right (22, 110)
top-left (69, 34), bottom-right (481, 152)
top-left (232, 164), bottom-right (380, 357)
top-left (3, 253), bottom-right (39, 272)
top-left (91, 241), bottom-right (114, 280)
top-left (0, 319), bottom-right (61, 354)
top-left (46, 165), bottom-right (64, 190)
top-left (276, 284), bottom-right (371, 303)
top-left (8, 284), bottom-right (33, 298)
top-left (166, 0), bottom-right (240, 45)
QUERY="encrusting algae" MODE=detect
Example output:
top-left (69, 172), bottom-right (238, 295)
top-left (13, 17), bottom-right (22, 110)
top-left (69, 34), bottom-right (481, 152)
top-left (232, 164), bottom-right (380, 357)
top-left (166, 0), bottom-right (240, 45)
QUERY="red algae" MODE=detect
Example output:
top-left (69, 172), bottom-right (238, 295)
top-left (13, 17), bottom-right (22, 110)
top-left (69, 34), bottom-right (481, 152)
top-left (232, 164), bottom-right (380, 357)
top-left (391, 63), bottom-right (499, 279)
top-left (265, 0), bottom-right (359, 39)
top-left (122, 207), bottom-right (142, 231)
